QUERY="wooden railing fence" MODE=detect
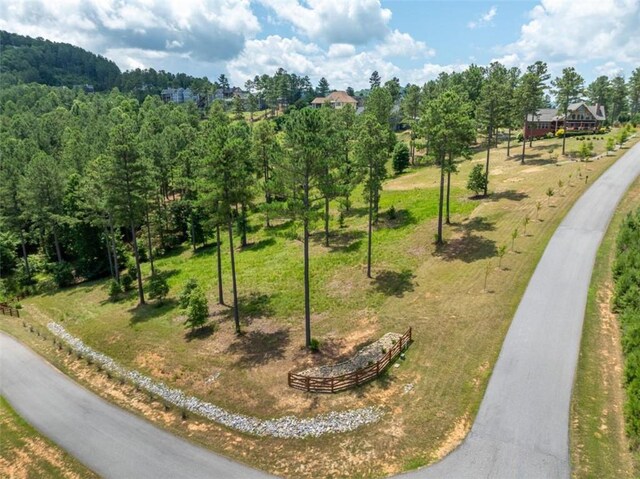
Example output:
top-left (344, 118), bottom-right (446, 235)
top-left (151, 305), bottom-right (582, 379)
top-left (0, 303), bottom-right (20, 318)
top-left (288, 327), bottom-right (412, 393)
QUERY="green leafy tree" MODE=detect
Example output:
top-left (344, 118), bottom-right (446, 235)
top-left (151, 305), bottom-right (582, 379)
top-left (103, 104), bottom-right (151, 306)
top-left (467, 163), bottom-right (488, 196)
top-left (354, 114), bottom-right (391, 278)
top-left (392, 142), bottom-right (410, 175)
top-left (497, 244), bottom-right (507, 268)
top-left (629, 67), bottom-right (640, 115)
top-left (401, 84), bottom-right (422, 164)
top-left (179, 278), bottom-right (199, 309)
top-left (423, 89), bottom-right (476, 244)
top-left (477, 62), bottom-right (510, 195)
top-left (551, 67), bottom-right (584, 155)
top-left (586, 76), bottom-right (612, 117)
top-left (185, 287), bottom-right (208, 331)
top-left (278, 108), bottom-right (327, 347)
top-left (369, 71), bottom-right (381, 89)
top-left (316, 77), bottom-right (330, 97)
top-left (148, 272), bottom-right (169, 303)
top-left (232, 95), bottom-right (245, 120)
top-left (516, 62), bottom-right (549, 163)
top-left (252, 120), bottom-right (279, 227)
top-left (610, 75), bottom-right (628, 122)
top-left (606, 136), bottom-right (616, 155)
top-left (384, 77), bottom-right (402, 103)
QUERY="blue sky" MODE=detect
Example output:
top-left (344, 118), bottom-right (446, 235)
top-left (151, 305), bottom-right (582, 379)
top-left (1, 0), bottom-right (638, 89)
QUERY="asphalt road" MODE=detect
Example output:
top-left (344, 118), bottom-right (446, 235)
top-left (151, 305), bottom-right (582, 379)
top-left (2, 141), bottom-right (639, 479)
top-left (0, 333), bottom-right (274, 479)
top-left (402, 140), bottom-right (640, 478)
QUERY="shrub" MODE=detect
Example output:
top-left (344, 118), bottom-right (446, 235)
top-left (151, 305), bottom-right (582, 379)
top-left (52, 262), bottom-right (74, 287)
top-left (179, 278), bottom-right (199, 309)
top-left (309, 338), bottom-right (321, 352)
top-left (387, 205), bottom-right (397, 220)
top-left (392, 142), bottom-right (410, 175)
top-left (545, 132), bottom-right (554, 139)
top-left (467, 164), bottom-right (488, 196)
top-left (121, 274), bottom-right (133, 291)
top-left (555, 128), bottom-right (565, 138)
top-left (184, 287), bottom-right (208, 330)
top-left (517, 132), bottom-right (524, 142)
top-left (108, 279), bottom-right (123, 299)
top-left (148, 273), bottom-right (169, 303)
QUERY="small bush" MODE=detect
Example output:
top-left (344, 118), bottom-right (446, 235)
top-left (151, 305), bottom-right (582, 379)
top-left (108, 279), bottom-right (123, 299)
top-left (555, 128), bottom-right (565, 138)
top-left (309, 338), bottom-right (320, 352)
top-left (387, 205), bottom-right (397, 220)
top-left (467, 164), bottom-right (488, 196)
top-left (179, 278), bottom-right (199, 309)
top-left (148, 273), bottom-right (169, 303)
top-left (121, 274), bottom-right (134, 291)
top-left (545, 132), bottom-right (554, 139)
top-left (184, 287), bottom-right (208, 330)
top-left (517, 132), bottom-right (524, 142)
top-left (52, 262), bottom-right (74, 288)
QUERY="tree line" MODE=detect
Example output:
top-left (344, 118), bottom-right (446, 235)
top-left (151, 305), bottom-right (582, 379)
top-left (1, 60), bottom-right (639, 347)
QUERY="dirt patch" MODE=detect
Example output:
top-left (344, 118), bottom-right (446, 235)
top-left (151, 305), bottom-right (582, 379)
top-left (522, 167), bottom-right (544, 174)
top-left (433, 414), bottom-right (471, 460)
top-left (386, 172), bottom-right (436, 191)
top-left (4, 437), bottom-right (84, 479)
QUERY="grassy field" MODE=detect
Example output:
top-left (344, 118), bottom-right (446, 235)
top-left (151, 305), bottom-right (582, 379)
top-left (570, 176), bottom-right (640, 479)
top-left (3, 127), bottom-right (638, 478)
top-left (0, 396), bottom-right (98, 479)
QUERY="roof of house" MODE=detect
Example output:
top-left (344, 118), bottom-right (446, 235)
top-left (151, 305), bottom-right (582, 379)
top-left (527, 103), bottom-right (606, 122)
top-left (311, 90), bottom-right (358, 105)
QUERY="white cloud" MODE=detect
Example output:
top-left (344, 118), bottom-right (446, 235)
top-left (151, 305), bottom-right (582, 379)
top-left (227, 34), bottom-right (462, 89)
top-left (0, 0), bottom-right (260, 71)
top-left (257, 0), bottom-right (392, 44)
top-left (468, 5), bottom-right (497, 29)
top-left (500, 0), bottom-right (640, 70)
top-left (376, 29), bottom-right (435, 59)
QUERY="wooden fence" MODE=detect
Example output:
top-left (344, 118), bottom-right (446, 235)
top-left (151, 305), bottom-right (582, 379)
top-left (288, 327), bottom-right (412, 393)
top-left (0, 303), bottom-right (20, 318)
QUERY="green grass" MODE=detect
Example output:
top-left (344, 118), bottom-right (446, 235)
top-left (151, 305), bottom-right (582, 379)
top-left (8, 126), bottom-right (638, 479)
top-left (571, 176), bottom-right (640, 479)
top-left (0, 396), bottom-right (98, 479)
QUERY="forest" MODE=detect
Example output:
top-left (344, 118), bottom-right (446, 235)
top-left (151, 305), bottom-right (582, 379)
top-left (1, 54), bottom-right (640, 347)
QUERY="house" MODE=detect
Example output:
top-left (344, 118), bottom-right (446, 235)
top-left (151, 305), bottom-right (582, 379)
top-left (525, 102), bottom-right (606, 137)
top-left (311, 90), bottom-right (358, 109)
top-left (160, 87), bottom-right (195, 104)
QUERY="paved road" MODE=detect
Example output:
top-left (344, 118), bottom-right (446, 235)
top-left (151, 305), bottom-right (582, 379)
top-left (0, 333), bottom-right (273, 479)
top-left (402, 141), bottom-right (640, 479)
top-left (2, 142), bottom-right (639, 479)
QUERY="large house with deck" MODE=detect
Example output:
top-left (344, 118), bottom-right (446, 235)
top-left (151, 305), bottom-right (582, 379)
top-left (525, 102), bottom-right (606, 138)
top-left (311, 91), bottom-right (358, 109)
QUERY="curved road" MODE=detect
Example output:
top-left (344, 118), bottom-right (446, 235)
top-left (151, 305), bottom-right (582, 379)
top-left (2, 142), bottom-right (640, 478)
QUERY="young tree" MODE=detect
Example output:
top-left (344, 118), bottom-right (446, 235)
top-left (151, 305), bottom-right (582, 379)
top-left (606, 136), bottom-right (616, 155)
top-left (278, 108), bottom-right (327, 347)
top-left (369, 71), bottom-right (381, 90)
top-left (423, 89), bottom-right (476, 244)
top-left (392, 142), bottom-right (410, 175)
top-left (477, 62), bottom-right (510, 195)
top-left (401, 84), bottom-right (422, 164)
top-left (251, 120), bottom-right (279, 227)
top-left (334, 104), bottom-right (359, 215)
top-left (232, 95), bottom-right (245, 120)
top-left (104, 105), bottom-right (151, 306)
top-left (384, 77), bottom-right (402, 103)
top-left (200, 106), bottom-right (254, 333)
top-left (316, 77), bottom-right (330, 97)
top-left (586, 76), bottom-right (611, 115)
top-left (148, 272), bottom-right (169, 304)
top-left (505, 67), bottom-right (522, 157)
top-left (516, 62), bottom-right (550, 164)
top-left (629, 67), bottom-right (640, 115)
top-left (467, 164), bottom-right (488, 196)
top-left (610, 75), bottom-right (628, 122)
top-left (354, 114), bottom-right (391, 278)
top-left (185, 287), bottom-right (208, 331)
top-left (551, 67), bottom-right (584, 155)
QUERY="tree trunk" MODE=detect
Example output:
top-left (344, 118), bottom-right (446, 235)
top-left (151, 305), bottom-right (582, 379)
top-left (190, 213), bottom-right (196, 252)
top-left (130, 222), bottom-right (145, 306)
top-left (367, 162), bottom-right (374, 278)
top-left (561, 106), bottom-right (568, 156)
top-left (52, 227), bottom-right (63, 263)
top-left (437, 154), bottom-right (445, 244)
top-left (108, 214), bottom-right (119, 282)
top-left (521, 115), bottom-right (527, 164)
top-left (240, 203), bottom-right (248, 248)
top-left (216, 225), bottom-right (224, 305)
top-left (446, 162), bottom-right (452, 225)
top-left (145, 211), bottom-right (155, 276)
top-left (228, 220), bottom-right (240, 333)
top-left (303, 176), bottom-right (311, 348)
top-left (324, 196), bottom-right (330, 247)
top-left (19, 229), bottom-right (31, 280)
top-left (104, 228), bottom-right (114, 279)
top-left (484, 124), bottom-right (492, 196)
top-left (264, 156), bottom-right (271, 228)
top-left (507, 128), bottom-right (512, 157)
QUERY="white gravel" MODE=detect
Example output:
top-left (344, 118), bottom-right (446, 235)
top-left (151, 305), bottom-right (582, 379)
top-left (47, 322), bottom-right (383, 439)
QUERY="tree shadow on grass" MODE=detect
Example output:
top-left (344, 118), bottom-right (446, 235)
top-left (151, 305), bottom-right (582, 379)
top-left (377, 209), bottom-right (417, 229)
top-left (486, 190), bottom-right (529, 202)
top-left (184, 324), bottom-right (215, 342)
top-left (242, 237), bottom-right (276, 251)
top-left (128, 298), bottom-right (179, 324)
top-left (227, 328), bottom-right (290, 366)
top-left (313, 230), bottom-right (365, 253)
top-left (373, 269), bottom-right (415, 297)
top-left (434, 234), bottom-right (497, 263)
top-left (451, 217), bottom-right (496, 234)
top-left (217, 292), bottom-right (275, 326)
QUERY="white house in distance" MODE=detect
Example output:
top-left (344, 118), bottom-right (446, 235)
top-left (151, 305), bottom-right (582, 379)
top-left (311, 91), bottom-right (358, 109)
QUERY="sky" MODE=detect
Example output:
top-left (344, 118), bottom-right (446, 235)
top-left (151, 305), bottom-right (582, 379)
top-left (1, 0), bottom-right (639, 90)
